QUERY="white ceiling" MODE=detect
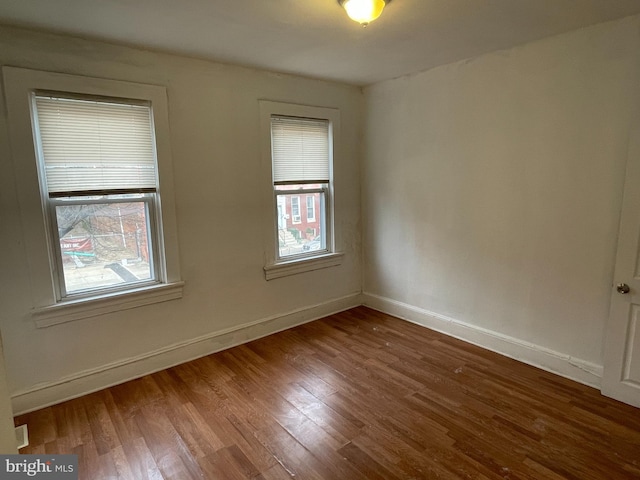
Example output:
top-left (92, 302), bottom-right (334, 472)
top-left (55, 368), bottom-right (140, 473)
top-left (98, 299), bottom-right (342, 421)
top-left (1, 0), bottom-right (640, 85)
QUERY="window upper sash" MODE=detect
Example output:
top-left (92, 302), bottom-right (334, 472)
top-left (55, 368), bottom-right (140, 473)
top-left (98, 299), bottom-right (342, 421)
top-left (271, 115), bottom-right (330, 185)
top-left (33, 94), bottom-right (158, 196)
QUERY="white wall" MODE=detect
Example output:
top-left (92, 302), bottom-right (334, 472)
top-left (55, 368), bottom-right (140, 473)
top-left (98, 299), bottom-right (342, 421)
top-left (363, 16), bottom-right (640, 384)
top-left (0, 26), bottom-right (363, 413)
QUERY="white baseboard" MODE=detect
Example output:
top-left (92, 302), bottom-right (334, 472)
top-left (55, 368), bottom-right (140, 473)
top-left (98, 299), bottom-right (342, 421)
top-left (363, 293), bottom-right (603, 389)
top-left (12, 291), bottom-right (602, 415)
top-left (12, 293), bottom-right (362, 415)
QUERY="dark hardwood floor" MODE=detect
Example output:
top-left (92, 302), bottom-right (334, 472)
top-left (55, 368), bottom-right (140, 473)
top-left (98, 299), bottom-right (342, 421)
top-left (15, 307), bottom-right (640, 479)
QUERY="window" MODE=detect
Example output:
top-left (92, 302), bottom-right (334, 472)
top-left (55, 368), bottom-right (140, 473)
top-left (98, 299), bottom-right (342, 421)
top-left (260, 101), bottom-right (343, 280)
top-left (272, 115), bottom-right (329, 260)
top-left (3, 67), bottom-right (182, 325)
top-left (33, 95), bottom-right (160, 298)
top-left (291, 196), bottom-right (302, 224)
top-left (306, 195), bottom-right (316, 222)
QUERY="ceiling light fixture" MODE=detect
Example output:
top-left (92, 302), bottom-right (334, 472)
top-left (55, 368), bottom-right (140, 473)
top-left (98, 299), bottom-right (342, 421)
top-left (339, 0), bottom-right (391, 26)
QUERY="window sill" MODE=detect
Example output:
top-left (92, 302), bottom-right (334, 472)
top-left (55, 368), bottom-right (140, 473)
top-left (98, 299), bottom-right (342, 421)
top-left (264, 252), bottom-right (344, 280)
top-left (32, 281), bottom-right (184, 328)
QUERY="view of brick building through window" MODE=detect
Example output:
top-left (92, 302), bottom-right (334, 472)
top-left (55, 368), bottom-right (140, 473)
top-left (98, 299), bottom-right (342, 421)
top-left (276, 188), bottom-right (325, 257)
top-left (56, 200), bottom-right (153, 293)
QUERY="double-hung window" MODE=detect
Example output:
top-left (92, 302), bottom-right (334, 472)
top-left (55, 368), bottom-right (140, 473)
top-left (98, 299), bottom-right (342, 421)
top-left (3, 67), bottom-right (182, 325)
top-left (290, 196), bottom-right (302, 224)
top-left (272, 115), bottom-right (329, 259)
top-left (260, 101), bottom-right (343, 280)
top-left (33, 95), bottom-right (161, 298)
top-left (306, 195), bottom-right (316, 222)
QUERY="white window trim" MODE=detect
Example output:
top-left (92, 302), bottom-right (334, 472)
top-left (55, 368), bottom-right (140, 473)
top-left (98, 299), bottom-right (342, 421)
top-left (2, 67), bottom-right (183, 325)
top-left (259, 100), bottom-right (343, 279)
top-left (263, 253), bottom-right (344, 281)
top-left (32, 281), bottom-right (185, 328)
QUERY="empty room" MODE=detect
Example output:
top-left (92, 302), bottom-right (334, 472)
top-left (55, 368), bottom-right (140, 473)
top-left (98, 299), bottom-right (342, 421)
top-left (0, 0), bottom-right (639, 478)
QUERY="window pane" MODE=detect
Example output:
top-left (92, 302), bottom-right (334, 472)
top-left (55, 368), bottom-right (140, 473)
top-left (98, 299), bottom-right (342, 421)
top-left (56, 201), bottom-right (154, 294)
top-left (276, 189), bottom-right (325, 258)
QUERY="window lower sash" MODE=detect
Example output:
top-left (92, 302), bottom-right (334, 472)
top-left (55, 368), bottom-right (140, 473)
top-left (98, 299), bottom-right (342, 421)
top-left (48, 193), bottom-right (161, 300)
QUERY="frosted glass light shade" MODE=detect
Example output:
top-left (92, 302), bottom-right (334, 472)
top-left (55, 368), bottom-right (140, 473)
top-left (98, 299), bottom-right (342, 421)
top-left (342, 0), bottom-right (387, 25)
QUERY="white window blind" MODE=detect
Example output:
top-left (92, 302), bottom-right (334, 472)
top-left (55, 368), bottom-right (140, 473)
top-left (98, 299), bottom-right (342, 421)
top-left (271, 116), bottom-right (329, 185)
top-left (34, 95), bottom-right (157, 196)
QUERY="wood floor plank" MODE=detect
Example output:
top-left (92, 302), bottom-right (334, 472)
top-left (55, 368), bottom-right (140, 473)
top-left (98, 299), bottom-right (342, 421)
top-left (134, 401), bottom-right (203, 480)
top-left (121, 437), bottom-right (164, 480)
top-left (259, 462), bottom-right (296, 480)
top-left (15, 306), bottom-right (640, 479)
